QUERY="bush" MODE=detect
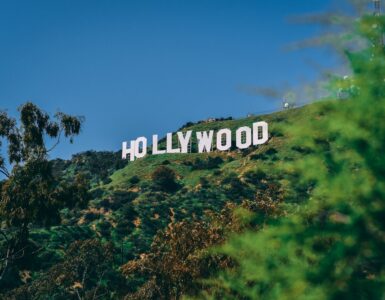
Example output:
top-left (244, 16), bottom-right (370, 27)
top-left (191, 156), bottom-right (223, 170)
top-left (221, 173), bottom-right (248, 198)
top-left (129, 175), bottom-right (140, 185)
top-left (199, 177), bottom-right (209, 188)
top-left (243, 169), bottom-right (267, 185)
top-left (151, 166), bottom-right (180, 192)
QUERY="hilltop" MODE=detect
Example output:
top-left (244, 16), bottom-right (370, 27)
top-left (34, 104), bottom-right (314, 261)
top-left (1, 102), bottom-right (324, 297)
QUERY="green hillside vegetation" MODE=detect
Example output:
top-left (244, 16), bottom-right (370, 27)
top-left (64, 109), bottom-right (296, 246)
top-left (108, 109), bottom-right (291, 188)
top-left (74, 107), bottom-right (311, 255)
top-left (0, 10), bottom-right (384, 300)
top-left (0, 98), bottom-right (316, 298)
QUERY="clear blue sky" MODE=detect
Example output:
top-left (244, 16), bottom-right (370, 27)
top-left (0, 0), bottom-right (338, 160)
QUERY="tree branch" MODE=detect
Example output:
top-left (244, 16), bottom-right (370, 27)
top-left (0, 231), bottom-right (10, 281)
top-left (0, 166), bottom-right (9, 178)
top-left (92, 270), bottom-right (106, 300)
top-left (46, 129), bottom-right (63, 153)
top-left (0, 247), bottom-right (10, 281)
top-left (75, 288), bottom-right (83, 300)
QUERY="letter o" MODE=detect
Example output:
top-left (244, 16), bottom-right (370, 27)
top-left (135, 137), bottom-right (147, 159)
top-left (236, 126), bottom-right (252, 149)
top-left (216, 128), bottom-right (232, 151)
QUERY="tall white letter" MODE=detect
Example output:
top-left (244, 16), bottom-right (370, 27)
top-left (253, 121), bottom-right (269, 145)
top-left (122, 141), bottom-right (136, 161)
top-left (166, 133), bottom-right (181, 153)
top-left (236, 126), bottom-right (252, 149)
top-left (135, 137), bottom-right (147, 159)
top-left (196, 131), bottom-right (214, 153)
top-left (177, 131), bottom-right (192, 153)
top-left (216, 128), bottom-right (232, 151)
top-left (152, 134), bottom-right (166, 155)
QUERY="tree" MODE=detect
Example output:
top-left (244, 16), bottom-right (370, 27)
top-left (202, 11), bottom-right (385, 300)
top-left (151, 166), bottom-right (179, 192)
top-left (3, 239), bottom-right (126, 299)
top-left (0, 102), bottom-right (83, 177)
top-left (0, 102), bottom-right (84, 282)
top-left (121, 205), bottom-right (244, 300)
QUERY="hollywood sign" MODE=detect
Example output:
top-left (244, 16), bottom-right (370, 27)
top-left (122, 121), bottom-right (268, 161)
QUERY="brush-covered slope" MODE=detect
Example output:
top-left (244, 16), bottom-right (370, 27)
top-left (30, 104), bottom-right (315, 265)
top-left (1, 102), bottom-right (328, 299)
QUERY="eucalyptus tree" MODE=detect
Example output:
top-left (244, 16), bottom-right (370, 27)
top-left (0, 102), bottom-right (84, 281)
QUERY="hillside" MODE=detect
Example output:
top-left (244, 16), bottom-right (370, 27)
top-left (2, 87), bottom-right (384, 299)
top-left (2, 10), bottom-right (384, 299)
top-left (31, 105), bottom-right (312, 264)
top-left (0, 102), bottom-right (328, 297)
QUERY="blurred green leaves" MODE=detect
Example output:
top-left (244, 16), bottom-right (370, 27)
top-left (203, 12), bottom-right (385, 300)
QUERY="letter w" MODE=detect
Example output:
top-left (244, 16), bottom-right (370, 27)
top-left (196, 131), bottom-right (214, 153)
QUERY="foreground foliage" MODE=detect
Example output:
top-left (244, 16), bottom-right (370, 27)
top-left (200, 13), bottom-right (385, 300)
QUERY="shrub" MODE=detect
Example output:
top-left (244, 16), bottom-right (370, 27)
top-left (191, 156), bottom-right (223, 170)
top-left (151, 166), bottom-right (179, 192)
top-left (243, 169), bottom-right (267, 185)
top-left (199, 177), bottom-right (209, 188)
top-left (129, 175), bottom-right (140, 185)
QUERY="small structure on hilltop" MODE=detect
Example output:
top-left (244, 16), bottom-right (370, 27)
top-left (373, 0), bottom-right (384, 46)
